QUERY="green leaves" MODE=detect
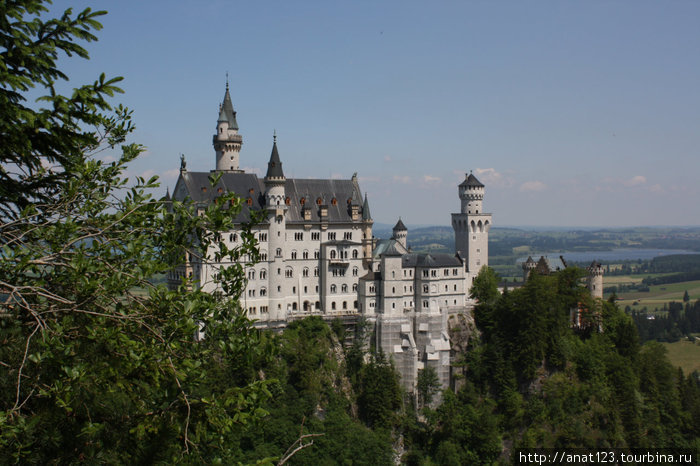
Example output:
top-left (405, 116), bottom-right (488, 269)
top-left (1, 2), bottom-right (273, 463)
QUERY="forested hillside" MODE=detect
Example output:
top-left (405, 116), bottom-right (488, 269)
top-left (215, 268), bottom-right (700, 464)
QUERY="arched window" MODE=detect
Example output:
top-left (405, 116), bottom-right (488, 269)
top-left (303, 267), bottom-right (309, 277)
top-left (247, 197), bottom-right (253, 206)
top-left (352, 284), bottom-right (358, 292)
top-left (285, 197), bottom-right (291, 205)
top-left (342, 301), bottom-right (347, 309)
top-left (330, 250), bottom-right (337, 259)
top-left (352, 267), bottom-right (358, 277)
top-left (316, 197), bottom-right (322, 205)
top-left (276, 248), bottom-right (282, 257)
top-left (260, 287), bottom-right (267, 296)
top-left (314, 267), bottom-right (319, 277)
top-left (248, 269), bottom-right (255, 280)
top-left (330, 284), bottom-right (337, 293)
top-left (342, 284), bottom-right (348, 293)
top-left (303, 250), bottom-right (309, 259)
top-left (300, 197), bottom-right (306, 205)
top-left (331, 198), bottom-right (337, 205)
top-left (352, 249), bottom-right (358, 259)
top-left (331, 302), bottom-right (336, 310)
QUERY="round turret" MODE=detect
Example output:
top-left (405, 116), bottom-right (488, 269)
top-left (459, 172), bottom-right (485, 214)
top-left (586, 261), bottom-right (604, 299)
top-left (392, 218), bottom-right (408, 250)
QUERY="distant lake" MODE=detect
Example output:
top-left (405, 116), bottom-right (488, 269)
top-left (518, 249), bottom-right (700, 264)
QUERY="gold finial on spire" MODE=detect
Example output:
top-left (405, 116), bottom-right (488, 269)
top-left (273, 129), bottom-right (277, 143)
top-left (225, 72), bottom-right (229, 90)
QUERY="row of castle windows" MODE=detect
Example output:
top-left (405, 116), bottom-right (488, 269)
top-left (329, 249), bottom-right (359, 259)
top-left (228, 232), bottom-right (268, 242)
top-left (248, 300), bottom-right (358, 313)
top-left (228, 231), bottom-right (356, 244)
top-left (329, 284), bottom-right (358, 293)
top-left (247, 265), bottom-right (359, 279)
top-left (296, 197), bottom-right (355, 206)
top-left (247, 306), bottom-right (269, 315)
top-left (419, 268), bottom-right (459, 278)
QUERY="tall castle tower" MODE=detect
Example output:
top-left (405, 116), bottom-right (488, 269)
top-left (586, 261), bottom-right (604, 299)
top-left (213, 82), bottom-right (243, 172)
top-left (451, 172), bottom-right (492, 283)
top-left (264, 134), bottom-right (287, 319)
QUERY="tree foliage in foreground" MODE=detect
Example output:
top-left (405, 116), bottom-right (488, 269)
top-left (1, 2), bottom-right (275, 463)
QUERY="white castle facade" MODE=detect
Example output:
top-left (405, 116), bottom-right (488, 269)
top-left (169, 85), bottom-right (492, 394)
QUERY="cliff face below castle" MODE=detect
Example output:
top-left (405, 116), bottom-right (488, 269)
top-left (448, 309), bottom-right (478, 354)
top-left (447, 309), bottom-right (478, 392)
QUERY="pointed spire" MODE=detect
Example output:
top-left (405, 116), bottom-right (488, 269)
top-left (220, 82), bottom-right (238, 130)
top-left (393, 217), bottom-right (407, 231)
top-left (362, 193), bottom-right (372, 221)
top-left (265, 132), bottom-right (284, 179)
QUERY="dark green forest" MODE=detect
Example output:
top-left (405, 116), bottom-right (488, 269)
top-left (215, 268), bottom-right (700, 464)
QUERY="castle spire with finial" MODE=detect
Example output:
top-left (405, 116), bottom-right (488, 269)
top-left (213, 78), bottom-right (243, 172)
top-left (265, 131), bottom-right (284, 180)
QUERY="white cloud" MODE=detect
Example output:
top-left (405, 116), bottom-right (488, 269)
top-left (622, 175), bottom-right (646, 187)
top-left (330, 172), bottom-right (344, 180)
top-left (472, 167), bottom-right (514, 188)
top-left (140, 169), bottom-right (156, 180)
top-left (519, 180), bottom-right (546, 192)
top-left (649, 184), bottom-right (664, 193)
top-left (358, 176), bottom-right (381, 184)
top-left (162, 168), bottom-right (180, 179)
top-left (423, 175), bottom-right (441, 184)
top-left (393, 175), bottom-right (412, 184)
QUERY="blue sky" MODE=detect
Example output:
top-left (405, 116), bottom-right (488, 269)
top-left (50, 0), bottom-right (700, 227)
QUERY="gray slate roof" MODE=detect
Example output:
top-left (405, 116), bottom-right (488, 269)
top-left (362, 193), bottom-right (372, 221)
top-left (373, 239), bottom-right (407, 257)
top-left (174, 171), bottom-right (364, 224)
top-left (220, 86), bottom-right (239, 130)
top-left (459, 173), bottom-right (484, 188)
top-left (402, 253), bottom-right (463, 268)
top-left (393, 218), bottom-right (407, 231)
top-left (265, 141), bottom-right (284, 179)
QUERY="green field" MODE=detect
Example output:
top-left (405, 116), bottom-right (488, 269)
top-left (604, 273), bottom-right (673, 286)
top-left (613, 279), bottom-right (700, 309)
top-left (661, 339), bottom-right (700, 374)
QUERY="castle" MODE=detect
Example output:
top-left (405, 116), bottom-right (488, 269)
top-left (169, 84), bottom-right (492, 394)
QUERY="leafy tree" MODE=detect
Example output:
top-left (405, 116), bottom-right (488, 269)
top-left (357, 354), bottom-right (402, 430)
top-left (470, 266), bottom-right (500, 339)
top-left (683, 290), bottom-right (690, 303)
top-left (416, 366), bottom-right (440, 408)
top-left (1, 2), bottom-right (274, 463)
